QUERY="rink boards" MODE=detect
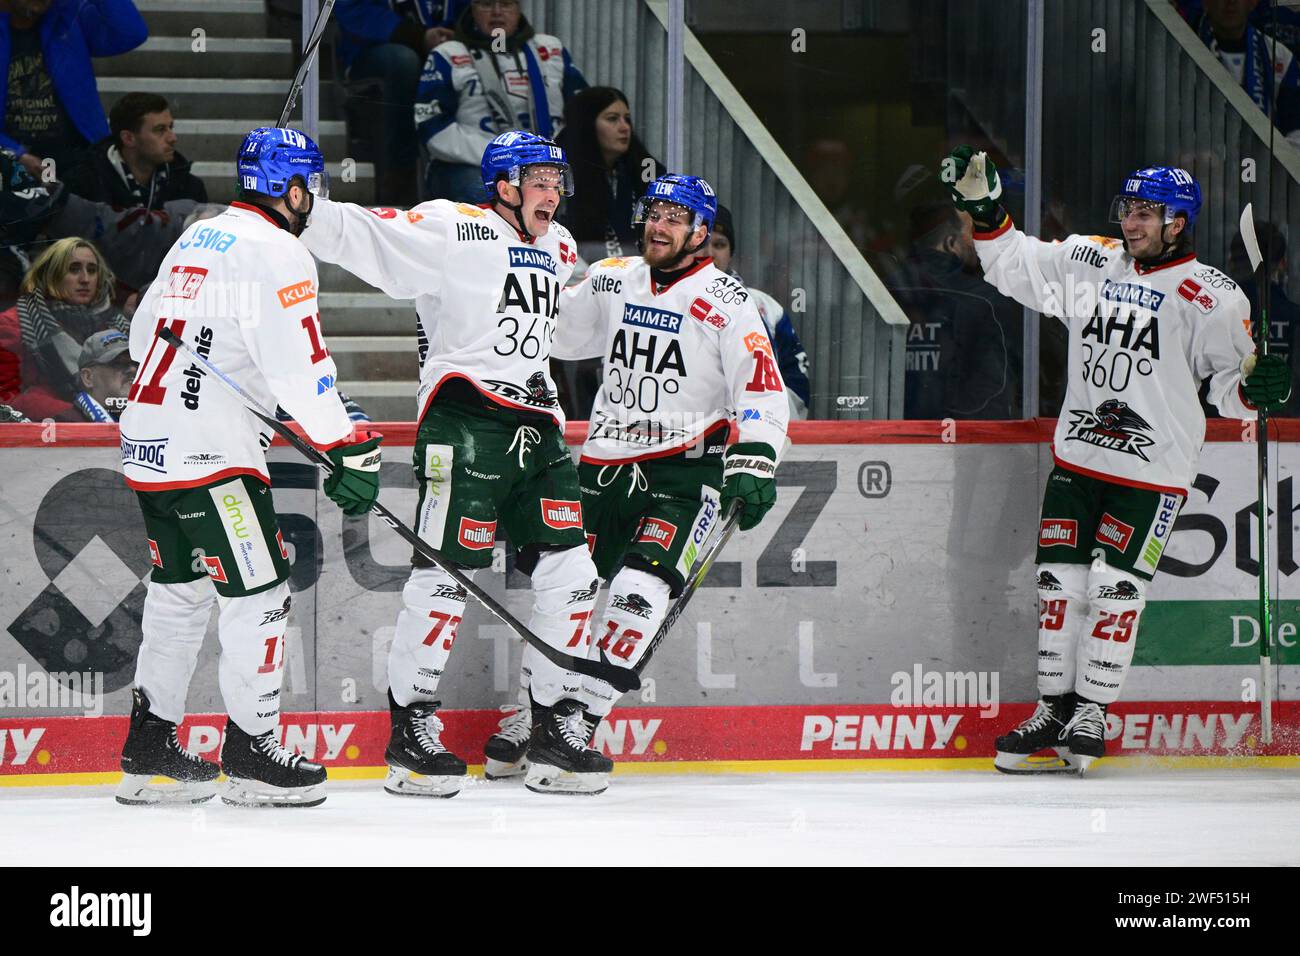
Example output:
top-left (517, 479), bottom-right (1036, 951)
top-left (1, 419), bottom-right (1298, 781)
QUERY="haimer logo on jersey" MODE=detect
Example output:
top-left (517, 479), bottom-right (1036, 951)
top-left (508, 247), bottom-right (557, 275)
top-left (540, 498), bottom-right (583, 530)
top-left (622, 304), bottom-right (682, 333)
top-left (1100, 279), bottom-right (1165, 311)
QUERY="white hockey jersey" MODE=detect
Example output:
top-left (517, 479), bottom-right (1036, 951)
top-left (120, 202), bottom-right (354, 490)
top-left (302, 197), bottom-right (578, 425)
top-left (975, 220), bottom-right (1256, 496)
top-left (554, 255), bottom-right (789, 464)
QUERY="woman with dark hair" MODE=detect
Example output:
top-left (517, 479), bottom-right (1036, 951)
top-left (556, 86), bottom-right (661, 264)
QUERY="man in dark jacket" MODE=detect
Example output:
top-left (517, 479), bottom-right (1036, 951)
top-left (0, 0), bottom-right (148, 178)
top-left (63, 92), bottom-right (207, 209)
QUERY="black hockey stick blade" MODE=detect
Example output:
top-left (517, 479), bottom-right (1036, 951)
top-left (277, 0), bottom-right (338, 129)
top-left (156, 328), bottom-right (639, 693)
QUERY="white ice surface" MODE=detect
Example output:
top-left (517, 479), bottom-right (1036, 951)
top-left (2, 769), bottom-right (1298, 866)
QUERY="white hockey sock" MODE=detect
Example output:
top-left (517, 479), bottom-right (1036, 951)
top-left (387, 565), bottom-right (472, 707)
top-left (581, 568), bottom-right (671, 717)
top-left (1076, 566), bottom-right (1146, 706)
top-left (521, 546), bottom-right (599, 707)
top-left (1035, 562), bottom-right (1089, 697)
top-left (215, 581), bottom-right (293, 736)
top-left (135, 578), bottom-right (216, 724)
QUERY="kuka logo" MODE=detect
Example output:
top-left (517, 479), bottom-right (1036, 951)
top-left (636, 518), bottom-right (677, 550)
top-left (458, 517), bottom-right (497, 550)
top-left (1096, 513), bottom-right (1135, 551)
top-left (540, 498), bottom-right (582, 530)
top-left (1039, 518), bottom-right (1078, 548)
top-left (276, 280), bottom-right (316, 308)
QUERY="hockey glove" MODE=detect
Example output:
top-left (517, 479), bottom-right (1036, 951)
top-left (324, 429), bottom-right (383, 516)
top-left (942, 145), bottom-right (1004, 228)
top-left (722, 442), bottom-right (777, 532)
top-left (1242, 352), bottom-right (1294, 411)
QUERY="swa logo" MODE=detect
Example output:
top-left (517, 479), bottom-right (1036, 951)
top-left (316, 374), bottom-right (336, 394)
top-left (740, 408), bottom-right (762, 423)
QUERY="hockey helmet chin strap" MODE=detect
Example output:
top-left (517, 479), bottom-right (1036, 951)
top-left (286, 185), bottom-right (315, 238)
top-left (494, 175), bottom-right (543, 243)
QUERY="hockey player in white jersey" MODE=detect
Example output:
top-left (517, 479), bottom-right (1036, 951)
top-left (482, 174), bottom-right (789, 791)
top-left (116, 127), bottom-right (384, 807)
top-left (300, 130), bottom-right (611, 797)
top-left (942, 147), bottom-right (1292, 773)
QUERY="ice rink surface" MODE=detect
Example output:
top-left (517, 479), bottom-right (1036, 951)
top-left (3, 767), bottom-right (1298, 866)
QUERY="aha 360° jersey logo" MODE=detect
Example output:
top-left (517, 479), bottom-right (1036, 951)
top-left (1064, 399), bottom-right (1156, 461)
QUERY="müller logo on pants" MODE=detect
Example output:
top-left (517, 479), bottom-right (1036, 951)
top-left (540, 498), bottom-right (582, 530)
top-left (1039, 518), bottom-right (1078, 548)
top-left (637, 518), bottom-right (677, 550)
top-left (458, 517), bottom-right (497, 550)
top-left (1096, 513), bottom-right (1135, 552)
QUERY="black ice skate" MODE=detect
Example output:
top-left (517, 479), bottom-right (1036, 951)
top-left (484, 696), bottom-right (531, 780)
top-left (1061, 696), bottom-right (1108, 775)
top-left (220, 719), bottom-right (327, 807)
top-left (384, 691), bottom-right (467, 797)
top-left (524, 698), bottom-right (613, 795)
top-left (993, 694), bottom-right (1075, 774)
top-left (116, 688), bottom-right (219, 806)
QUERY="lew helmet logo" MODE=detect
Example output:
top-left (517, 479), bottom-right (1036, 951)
top-left (1177, 277), bottom-right (1217, 314)
top-left (1065, 399), bottom-right (1156, 461)
top-left (636, 518), bottom-right (677, 550)
top-left (458, 517), bottom-right (497, 550)
top-left (689, 297), bottom-right (730, 330)
top-left (202, 554), bottom-right (228, 583)
top-left (1039, 519), bottom-right (1078, 548)
top-left (1096, 513), bottom-right (1136, 552)
top-left (541, 498), bottom-right (582, 530)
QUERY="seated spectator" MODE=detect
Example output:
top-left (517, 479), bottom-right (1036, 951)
top-left (52, 328), bottom-right (135, 422)
top-left (1, 0), bottom-right (148, 180)
top-left (7, 236), bottom-right (129, 421)
top-left (556, 86), bottom-right (662, 264)
top-left (62, 92), bottom-right (207, 209)
top-left (709, 205), bottom-right (812, 419)
top-left (887, 202), bottom-right (1023, 420)
top-left (1185, 0), bottom-right (1300, 146)
top-left (337, 0), bottom-right (468, 205)
top-left (415, 0), bottom-right (587, 202)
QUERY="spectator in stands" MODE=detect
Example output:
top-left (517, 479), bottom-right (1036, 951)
top-left (804, 138), bottom-right (871, 252)
top-left (0, 0), bottom-right (148, 180)
top-left (63, 92), bottom-right (207, 209)
top-left (6, 236), bottom-right (128, 421)
top-left (556, 86), bottom-right (662, 265)
top-left (415, 0), bottom-right (587, 202)
top-left (52, 328), bottom-right (135, 422)
top-left (709, 205), bottom-right (812, 419)
top-left (887, 202), bottom-right (1023, 420)
top-left (1185, 0), bottom-right (1300, 145)
top-left (1228, 220), bottom-right (1300, 416)
top-left (337, 0), bottom-right (468, 206)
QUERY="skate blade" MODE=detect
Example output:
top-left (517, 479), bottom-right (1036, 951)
top-left (993, 747), bottom-right (1078, 775)
top-left (524, 762), bottom-right (608, 795)
top-left (383, 765), bottom-right (463, 798)
top-left (484, 757), bottom-right (529, 780)
top-left (221, 776), bottom-right (326, 808)
top-left (115, 773), bottom-right (216, 806)
top-left (1072, 754), bottom-right (1100, 776)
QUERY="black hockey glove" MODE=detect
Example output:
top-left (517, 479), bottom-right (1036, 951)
top-left (722, 442), bottom-right (777, 532)
top-left (1242, 352), bottom-right (1293, 411)
top-left (324, 428), bottom-right (383, 516)
top-left (942, 145), bottom-right (1005, 229)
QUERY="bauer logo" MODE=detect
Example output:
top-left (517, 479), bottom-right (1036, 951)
top-left (162, 265), bottom-right (208, 299)
top-left (508, 247), bottom-right (557, 275)
top-left (49, 886), bottom-right (151, 936)
top-left (277, 280), bottom-right (316, 308)
top-left (1095, 512), bottom-right (1135, 552)
top-left (622, 304), bottom-right (682, 334)
top-left (636, 517), bottom-right (677, 550)
top-left (540, 498), bottom-right (582, 530)
top-left (1039, 518), bottom-right (1078, 548)
top-left (458, 517), bottom-right (497, 550)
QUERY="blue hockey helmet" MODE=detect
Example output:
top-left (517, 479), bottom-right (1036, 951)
top-left (633, 173), bottom-right (718, 235)
top-left (480, 131), bottom-right (572, 200)
top-left (1108, 166), bottom-right (1201, 229)
top-left (236, 127), bottom-right (329, 199)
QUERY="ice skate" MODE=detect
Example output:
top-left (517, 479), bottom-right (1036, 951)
top-left (384, 691), bottom-right (467, 797)
top-left (993, 695), bottom-right (1076, 774)
top-left (220, 719), bottom-right (327, 807)
top-left (524, 698), bottom-right (613, 795)
top-left (1061, 697), bottom-right (1108, 775)
top-left (116, 689), bottom-right (219, 806)
top-left (483, 695), bottom-right (531, 780)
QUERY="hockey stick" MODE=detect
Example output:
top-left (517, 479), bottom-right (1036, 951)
top-left (277, 0), bottom-right (338, 129)
top-left (1239, 205), bottom-right (1275, 745)
top-left (623, 500), bottom-right (742, 678)
top-left (156, 329), bottom-right (640, 693)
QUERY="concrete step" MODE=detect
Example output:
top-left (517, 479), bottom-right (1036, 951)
top-left (194, 161), bottom-right (375, 203)
top-left (317, 261), bottom-right (384, 294)
top-left (171, 119), bottom-right (348, 164)
top-left (329, 336), bottom-right (419, 381)
top-left (320, 292), bottom-right (416, 336)
top-left (338, 381), bottom-right (416, 422)
top-left (95, 37), bottom-right (294, 78)
top-left (98, 77), bottom-right (344, 122)
top-left (135, 0), bottom-right (270, 37)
